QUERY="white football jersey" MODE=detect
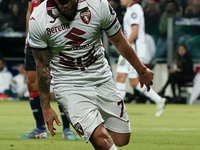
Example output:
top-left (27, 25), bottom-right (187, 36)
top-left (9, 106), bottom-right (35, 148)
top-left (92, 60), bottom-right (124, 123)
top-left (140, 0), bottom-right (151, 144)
top-left (28, 0), bottom-right (121, 86)
top-left (123, 3), bottom-right (146, 60)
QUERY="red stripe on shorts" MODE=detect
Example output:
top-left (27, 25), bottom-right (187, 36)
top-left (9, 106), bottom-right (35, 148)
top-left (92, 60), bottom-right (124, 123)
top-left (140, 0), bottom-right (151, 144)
top-left (29, 90), bottom-right (40, 98)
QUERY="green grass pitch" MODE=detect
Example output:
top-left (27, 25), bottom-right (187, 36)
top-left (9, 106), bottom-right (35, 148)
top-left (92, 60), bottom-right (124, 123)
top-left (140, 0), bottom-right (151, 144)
top-left (0, 100), bottom-right (199, 150)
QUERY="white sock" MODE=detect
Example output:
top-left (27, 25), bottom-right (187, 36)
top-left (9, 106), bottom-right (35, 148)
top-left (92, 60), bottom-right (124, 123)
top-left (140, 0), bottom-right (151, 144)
top-left (116, 82), bottom-right (126, 99)
top-left (189, 73), bottom-right (200, 105)
top-left (109, 144), bottom-right (118, 150)
top-left (135, 83), bottom-right (161, 104)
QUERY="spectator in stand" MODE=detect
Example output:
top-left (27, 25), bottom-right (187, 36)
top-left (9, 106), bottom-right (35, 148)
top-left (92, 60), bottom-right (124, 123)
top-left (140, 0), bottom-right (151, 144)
top-left (8, 2), bottom-right (26, 31)
top-left (156, 0), bottom-right (182, 58)
top-left (0, 57), bottom-right (13, 94)
top-left (0, 5), bottom-right (11, 31)
top-left (1, 2), bottom-right (26, 32)
top-left (144, 0), bottom-right (161, 40)
top-left (0, 10), bottom-right (3, 31)
top-left (158, 0), bottom-right (167, 14)
top-left (175, 0), bottom-right (188, 15)
top-left (158, 44), bottom-right (194, 103)
top-left (10, 63), bottom-right (29, 99)
top-left (184, 0), bottom-right (200, 18)
top-left (178, 0), bottom-right (200, 50)
top-left (0, 0), bottom-right (12, 14)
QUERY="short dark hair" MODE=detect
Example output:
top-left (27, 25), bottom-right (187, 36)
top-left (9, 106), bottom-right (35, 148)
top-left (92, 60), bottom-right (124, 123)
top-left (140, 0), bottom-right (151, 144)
top-left (178, 44), bottom-right (188, 50)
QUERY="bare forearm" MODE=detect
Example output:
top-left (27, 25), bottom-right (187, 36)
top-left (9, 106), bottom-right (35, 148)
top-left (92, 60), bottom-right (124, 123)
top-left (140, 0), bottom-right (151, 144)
top-left (109, 29), bottom-right (154, 91)
top-left (32, 49), bottom-right (51, 109)
top-left (127, 32), bottom-right (137, 44)
top-left (36, 62), bottom-right (51, 108)
top-left (128, 24), bottom-right (138, 44)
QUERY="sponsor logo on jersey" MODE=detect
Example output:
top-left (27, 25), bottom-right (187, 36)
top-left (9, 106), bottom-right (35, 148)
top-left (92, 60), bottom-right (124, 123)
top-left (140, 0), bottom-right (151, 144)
top-left (46, 23), bottom-right (70, 35)
top-left (74, 122), bottom-right (84, 136)
top-left (65, 27), bottom-right (87, 47)
top-left (80, 10), bottom-right (91, 25)
top-left (29, 35), bottom-right (33, 41)
top-left (66, 44), bottom-right (90, 51)
top-left (131, 13), bottom-right (137, 19)
top-left (59, 46), bottom-right (97, 71)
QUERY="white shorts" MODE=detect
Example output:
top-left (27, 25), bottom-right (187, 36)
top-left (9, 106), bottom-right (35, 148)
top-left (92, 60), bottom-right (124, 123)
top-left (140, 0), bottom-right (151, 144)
top-left (53, 79), bottom-right (131, 143)
top-left (116, 55), bottom-right (138, 78)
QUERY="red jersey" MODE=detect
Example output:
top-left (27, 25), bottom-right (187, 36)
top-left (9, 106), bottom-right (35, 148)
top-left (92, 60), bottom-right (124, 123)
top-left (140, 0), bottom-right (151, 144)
top-left (30, 0), bottom-right (43, 14)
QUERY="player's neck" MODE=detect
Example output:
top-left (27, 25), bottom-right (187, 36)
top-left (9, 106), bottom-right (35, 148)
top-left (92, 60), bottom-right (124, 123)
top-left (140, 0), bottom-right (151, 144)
top-left (56, 1), bottom-right (78, 21)
top-left (60, 7), bottom-right (77, 21)
top-left (126, 1), bottom-right (136, 8)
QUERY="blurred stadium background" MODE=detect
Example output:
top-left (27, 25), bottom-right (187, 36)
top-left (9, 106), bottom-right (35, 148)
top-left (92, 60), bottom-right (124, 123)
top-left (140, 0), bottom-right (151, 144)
top-left (1, 0), bottom-right (200, 103)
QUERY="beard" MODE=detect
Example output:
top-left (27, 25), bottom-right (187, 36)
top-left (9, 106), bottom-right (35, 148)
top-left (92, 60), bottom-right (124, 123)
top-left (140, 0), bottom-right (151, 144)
top-left (58, 1), bottom-right (78, 20)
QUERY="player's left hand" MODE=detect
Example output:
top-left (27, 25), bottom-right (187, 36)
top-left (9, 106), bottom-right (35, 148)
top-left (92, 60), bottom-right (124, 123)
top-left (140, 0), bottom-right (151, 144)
top-left (42, 107), bottom-right (61, 137)
top-left (138, 67), bottom-right (154, 92)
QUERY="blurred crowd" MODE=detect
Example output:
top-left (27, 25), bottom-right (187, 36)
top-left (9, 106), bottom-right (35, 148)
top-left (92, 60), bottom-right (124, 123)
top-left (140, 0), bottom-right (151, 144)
top-left (0, 0), bottom-right (26, 32)
top-left (108, 0), bottom-right (200, 104)
top-left (0, 57), bottom-right (28, 100)
top-left (108, 0), bottom-right (200, 59)
top-left (0, 0), bottom-right (199, 33)
top-left (0, 0), bottom-right (200, 56)
top-left (0, 0), bottom-right (200, 104)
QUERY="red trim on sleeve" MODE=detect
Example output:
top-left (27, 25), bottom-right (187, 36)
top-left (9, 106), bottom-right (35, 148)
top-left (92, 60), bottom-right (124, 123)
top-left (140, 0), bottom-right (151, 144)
top-left (129, 2), bottom-right (137, 7)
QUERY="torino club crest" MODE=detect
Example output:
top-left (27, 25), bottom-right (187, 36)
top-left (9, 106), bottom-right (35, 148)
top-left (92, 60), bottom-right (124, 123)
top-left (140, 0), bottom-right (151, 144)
top-left (80, 10), bottom-right (91, 25)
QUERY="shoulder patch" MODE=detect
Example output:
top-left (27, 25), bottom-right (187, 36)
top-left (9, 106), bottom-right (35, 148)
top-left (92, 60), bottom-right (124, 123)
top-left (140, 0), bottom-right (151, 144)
top-left (131, 13), bottom-right (137, 19)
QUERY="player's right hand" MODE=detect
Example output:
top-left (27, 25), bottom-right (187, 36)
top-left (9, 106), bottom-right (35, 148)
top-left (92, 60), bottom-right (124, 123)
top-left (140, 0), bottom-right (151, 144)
top-left (42, 107), bottom-right (61, 137)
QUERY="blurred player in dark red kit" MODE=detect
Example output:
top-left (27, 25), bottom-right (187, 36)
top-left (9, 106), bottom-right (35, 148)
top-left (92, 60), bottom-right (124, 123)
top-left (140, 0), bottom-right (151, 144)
top-left (18, 0), bottom-right (79, 140)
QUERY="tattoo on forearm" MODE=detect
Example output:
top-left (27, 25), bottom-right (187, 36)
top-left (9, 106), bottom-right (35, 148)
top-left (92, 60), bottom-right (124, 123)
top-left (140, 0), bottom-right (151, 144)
top-left (32, 49), bottom-right (51, 106)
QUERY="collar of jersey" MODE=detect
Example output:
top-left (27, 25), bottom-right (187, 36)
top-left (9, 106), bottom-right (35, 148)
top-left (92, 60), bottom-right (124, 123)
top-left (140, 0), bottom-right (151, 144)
top-left (46, 0), bottom-right (88, 18)
top-left (129, 2), bottom-right (137, 8)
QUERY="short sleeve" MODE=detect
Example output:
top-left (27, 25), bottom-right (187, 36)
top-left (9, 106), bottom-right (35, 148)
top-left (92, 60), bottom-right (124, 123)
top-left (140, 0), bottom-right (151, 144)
top-left (128, 5), bottom-right (143, 26)
top-left (100, 0), bottom-right (121, 37)
top-left (28, 15), bottom-right (47, 49)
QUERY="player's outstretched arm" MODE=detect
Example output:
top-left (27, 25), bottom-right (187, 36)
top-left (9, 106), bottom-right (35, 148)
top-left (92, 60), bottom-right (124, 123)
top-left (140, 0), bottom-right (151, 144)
top-left (32, 48), bottom-right (61, 136)
top-left (108, 29), bottom-right (154, 91)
